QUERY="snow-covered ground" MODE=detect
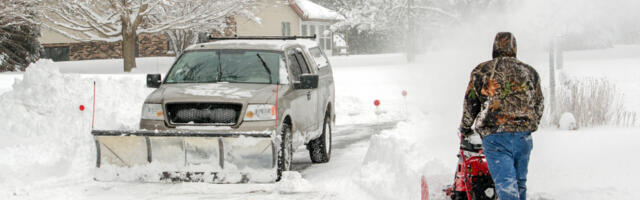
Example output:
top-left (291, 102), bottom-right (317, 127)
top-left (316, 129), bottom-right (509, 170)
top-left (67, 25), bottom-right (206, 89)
top-left (0, 45), bottom-right (639, 199)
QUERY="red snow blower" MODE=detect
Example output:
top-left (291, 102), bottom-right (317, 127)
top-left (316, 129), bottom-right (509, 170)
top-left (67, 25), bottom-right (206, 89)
top-left (444, 134), bottom-right (497, 200)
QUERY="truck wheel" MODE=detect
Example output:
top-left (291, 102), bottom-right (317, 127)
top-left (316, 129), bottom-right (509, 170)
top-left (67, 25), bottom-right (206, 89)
top-left (276, 122), bottom-right (293, 181)
top-left (307, 114), bottom-right (331, 163)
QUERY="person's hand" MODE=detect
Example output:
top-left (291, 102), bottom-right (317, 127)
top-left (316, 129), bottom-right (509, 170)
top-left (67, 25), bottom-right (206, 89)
top-left (460, 128), bottom-right (474, 138)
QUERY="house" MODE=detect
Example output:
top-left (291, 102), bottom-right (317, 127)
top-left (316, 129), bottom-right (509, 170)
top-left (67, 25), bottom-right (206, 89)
top-left (38, 0), bottom-right (344, 61)
top-left (235, 0), bottom-right (345, 55)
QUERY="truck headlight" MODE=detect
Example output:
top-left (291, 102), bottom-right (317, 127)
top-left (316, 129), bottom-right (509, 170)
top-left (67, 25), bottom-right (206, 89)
top-left (141, 104), bottom-right (164, 120)
top-left (244, 104), bottom-right (275, 121)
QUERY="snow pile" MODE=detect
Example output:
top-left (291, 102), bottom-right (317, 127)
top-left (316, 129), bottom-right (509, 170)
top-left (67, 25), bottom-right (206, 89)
top-left (0, 60), bottom-right (93, 187)
top-left (274, 171), bottom-right (313, 193)
top-left (0, 60), bottom-right (152, 196)
top-left (354, 111), bottom-right (455, 200)
top-left (55, 57), bottom-right (174, 74)
top-left (0, 73), bottom-right (20, 95)
top-left (559, 112), bottom-right (577, 130)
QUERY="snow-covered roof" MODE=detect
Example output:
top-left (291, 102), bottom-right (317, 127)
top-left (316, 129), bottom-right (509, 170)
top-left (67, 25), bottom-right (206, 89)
top-left (186, 39), bottom-right (319, 52)
top-left (291, 0), bottom-right (345, 22)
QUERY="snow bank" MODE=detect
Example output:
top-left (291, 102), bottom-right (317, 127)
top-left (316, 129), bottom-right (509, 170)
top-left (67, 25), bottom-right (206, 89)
top-left (0, 60), bottom-right (152, 197)
top-left (55, 57), bottom-right (174, 74)
top-left (527, 128), bottom-right (640, 200)
top-left (0, 73), bottom-right (20, 95)
top-left (354, 110), bottom-right (457, 200)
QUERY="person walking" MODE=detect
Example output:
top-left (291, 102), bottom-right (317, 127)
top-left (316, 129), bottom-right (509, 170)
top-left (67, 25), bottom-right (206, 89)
top-left (459, 32), bottom-right (544, 200)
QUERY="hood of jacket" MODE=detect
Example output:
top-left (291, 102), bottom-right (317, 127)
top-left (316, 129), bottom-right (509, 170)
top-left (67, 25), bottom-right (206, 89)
top-left (492, 32), bottom-right (517, 58)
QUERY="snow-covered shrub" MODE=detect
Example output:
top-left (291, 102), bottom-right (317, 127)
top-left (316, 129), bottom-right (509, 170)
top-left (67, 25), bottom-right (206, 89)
top-left (553, 78), bottom-right (636, 127)
top-left (559, 112), bottom-right (577, 130)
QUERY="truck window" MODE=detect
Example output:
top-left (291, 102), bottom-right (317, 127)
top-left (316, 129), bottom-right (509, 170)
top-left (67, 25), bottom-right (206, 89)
top-left (309, 47), bottom-right (329, 69)
top-left (165, 50), bottom-right (282, 84)
top-left (287, 50), bottom-right (312, 81)
top-left (294, 52), bottom-right (310, 74)
top-left (287, 52), bottom-right (302, 80)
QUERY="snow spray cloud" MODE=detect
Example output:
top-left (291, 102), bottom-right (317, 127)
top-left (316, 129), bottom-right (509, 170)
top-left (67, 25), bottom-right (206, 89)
top-left (424, 0), bottom-right (640, 55)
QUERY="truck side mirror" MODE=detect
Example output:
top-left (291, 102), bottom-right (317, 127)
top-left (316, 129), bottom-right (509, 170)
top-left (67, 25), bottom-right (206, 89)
top-left (147, 74), bottom-right (162, 88)
top-left (294, 74), bottom-right (319, 89)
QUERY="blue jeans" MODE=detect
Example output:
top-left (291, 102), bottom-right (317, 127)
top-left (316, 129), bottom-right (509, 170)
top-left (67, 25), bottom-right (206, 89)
top-left (482, 132), bottom-right (533, 200)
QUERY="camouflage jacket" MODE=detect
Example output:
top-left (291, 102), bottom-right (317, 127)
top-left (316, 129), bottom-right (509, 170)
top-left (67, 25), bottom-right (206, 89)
top-left (459, 32), bottom-right (544, 137)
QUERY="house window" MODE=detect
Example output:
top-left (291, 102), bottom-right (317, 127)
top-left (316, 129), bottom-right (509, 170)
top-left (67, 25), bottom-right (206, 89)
top-left (197, 32), bottom-right (209, 43)
top-left (309, 25), bottom-right (316, 36)
top-left (301, 24), bottom-right (308, 36)
top-left (320, 25), bottom-right (332, 51)
top-left (302, 23), bottom-right (332, 51)
top-left (281, 22), bottom-right (291, 36)
top-left (325, 38), bottom-right (331, 51)
top-left (318, 25), bottom-right (324, 38)
top-left (319, 38), bottom-right (325, 50)
top-left (41, 46), bottom-right (69, 61)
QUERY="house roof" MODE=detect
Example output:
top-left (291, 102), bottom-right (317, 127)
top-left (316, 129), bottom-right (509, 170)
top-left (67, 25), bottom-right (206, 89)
top-left (289, 0), bottom-right (345, 22)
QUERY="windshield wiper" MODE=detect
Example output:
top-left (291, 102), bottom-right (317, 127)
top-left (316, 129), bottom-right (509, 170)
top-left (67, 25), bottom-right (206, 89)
top-left (256, 53), bottom-right (272, 84)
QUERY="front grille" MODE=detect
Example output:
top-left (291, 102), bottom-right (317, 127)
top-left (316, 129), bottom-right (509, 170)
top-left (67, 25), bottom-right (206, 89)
top-left (166, 103), bottom-right (242, 125)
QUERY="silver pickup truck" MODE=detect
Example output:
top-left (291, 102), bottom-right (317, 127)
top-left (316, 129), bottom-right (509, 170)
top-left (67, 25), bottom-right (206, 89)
top-left (92, 36), bottom-right (335, 182)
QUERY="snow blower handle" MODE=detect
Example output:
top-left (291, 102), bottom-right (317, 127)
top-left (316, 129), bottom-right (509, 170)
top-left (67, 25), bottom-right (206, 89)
top-left (459, 132), bottom-right (483, 153)
top-left (458, 133), bottom-right (468, 163)
top-left (458, 133), bottom-right (473, 200)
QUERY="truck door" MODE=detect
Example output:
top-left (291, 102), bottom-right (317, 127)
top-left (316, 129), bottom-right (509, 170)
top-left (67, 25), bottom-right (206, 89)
top-left (286, 49), bottom-right (319, 137)
top-left (307, 47), bottom-right (333, 135)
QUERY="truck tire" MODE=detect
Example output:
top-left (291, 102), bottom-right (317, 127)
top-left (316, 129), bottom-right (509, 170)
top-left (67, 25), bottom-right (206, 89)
top-left (307, 114), bottom-right (331, 163)
top-left (276, 122), bottom-right (293, 181)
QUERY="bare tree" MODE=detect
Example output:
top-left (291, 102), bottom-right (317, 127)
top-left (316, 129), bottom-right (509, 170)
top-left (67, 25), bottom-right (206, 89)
top-left (152, 0), bottom-right (257, 57)
top-left (1, 0), bottom-right (41, 71)
top-left (328, 0), bottom-right (457, 54)
top-left (42, 0), bottom-right (256, 72)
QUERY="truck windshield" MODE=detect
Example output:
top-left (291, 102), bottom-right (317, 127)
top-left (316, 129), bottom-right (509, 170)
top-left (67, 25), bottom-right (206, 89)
top-left (165, 50), bottom-right (283, 84)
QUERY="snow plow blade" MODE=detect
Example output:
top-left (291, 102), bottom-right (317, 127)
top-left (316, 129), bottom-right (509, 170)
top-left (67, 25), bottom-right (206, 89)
top-left (91, 129), bottom-right (277, 183)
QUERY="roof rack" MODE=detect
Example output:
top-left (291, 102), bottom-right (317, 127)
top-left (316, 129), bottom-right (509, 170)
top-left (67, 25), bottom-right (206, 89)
top-left (209, 35), bottom-right (316, 41)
